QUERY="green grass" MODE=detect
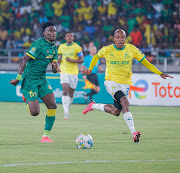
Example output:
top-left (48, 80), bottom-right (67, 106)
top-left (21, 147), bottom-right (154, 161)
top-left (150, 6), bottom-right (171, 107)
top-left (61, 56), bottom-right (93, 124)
top-left (0, 102), bottom-right (180, 173)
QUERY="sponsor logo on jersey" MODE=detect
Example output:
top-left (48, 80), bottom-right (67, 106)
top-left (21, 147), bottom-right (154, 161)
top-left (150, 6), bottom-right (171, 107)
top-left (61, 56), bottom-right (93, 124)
top-left (46, 54), bottom-right (53, 59)
top-left (110, 61), bottom-right (129, 65)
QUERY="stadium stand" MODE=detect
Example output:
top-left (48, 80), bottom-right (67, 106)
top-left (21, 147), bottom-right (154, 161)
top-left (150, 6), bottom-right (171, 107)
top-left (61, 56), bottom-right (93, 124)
top-left (0, 0), bottom-right (180, 71)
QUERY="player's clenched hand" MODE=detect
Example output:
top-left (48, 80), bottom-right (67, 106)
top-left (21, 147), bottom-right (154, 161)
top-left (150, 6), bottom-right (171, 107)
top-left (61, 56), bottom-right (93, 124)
top-left (52, 62), bottom-right (61, 72)
top-left (160, 73), bottom-right (173, 79)
top-left (9, 79), bottom-right (20, 86)
top-left (81, 69), bottom-right (92, 75)
top-left (66, 57), bottom-right (72, 62)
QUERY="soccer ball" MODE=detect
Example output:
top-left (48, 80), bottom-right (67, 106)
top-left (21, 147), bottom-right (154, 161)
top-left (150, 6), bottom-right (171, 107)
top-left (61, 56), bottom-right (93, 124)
top-left (76, 133), bottom-right (93, 149)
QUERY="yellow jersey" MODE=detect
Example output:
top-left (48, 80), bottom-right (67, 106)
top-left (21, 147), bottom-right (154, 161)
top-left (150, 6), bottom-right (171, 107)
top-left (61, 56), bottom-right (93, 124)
top-left (97, 44), bottom-right (145, 85)
top-left (58, 42), bottom-right (82, 75)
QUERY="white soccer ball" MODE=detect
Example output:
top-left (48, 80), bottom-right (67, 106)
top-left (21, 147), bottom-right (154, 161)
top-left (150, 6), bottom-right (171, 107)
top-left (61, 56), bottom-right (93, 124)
top-left (76, 133), bottom-right (93, 149)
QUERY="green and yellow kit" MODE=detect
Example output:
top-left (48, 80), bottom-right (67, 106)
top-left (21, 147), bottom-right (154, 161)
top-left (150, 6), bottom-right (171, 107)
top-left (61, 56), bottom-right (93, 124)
top-left (21, 38), bottom-right (58, 101)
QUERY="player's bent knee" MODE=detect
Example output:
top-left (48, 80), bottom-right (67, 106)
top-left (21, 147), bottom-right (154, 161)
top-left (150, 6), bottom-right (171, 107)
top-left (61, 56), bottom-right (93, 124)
top-left (52, 104), bottom-right (57, 109)
top-left (31, 111), bottom-right (40, 116)
top-left (48, 103), bottom-right (57, 109)
top-left (113, 112), bottom-right (120, 116)
top-left (112, 107), bottom-right (121, 116)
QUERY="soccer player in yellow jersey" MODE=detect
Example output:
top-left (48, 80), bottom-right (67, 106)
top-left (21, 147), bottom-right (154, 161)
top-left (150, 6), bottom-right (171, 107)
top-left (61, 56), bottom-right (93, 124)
top-left (58, 32), bottom-right (84, 120)
top-left (82, 29), bottom-right (173, 143)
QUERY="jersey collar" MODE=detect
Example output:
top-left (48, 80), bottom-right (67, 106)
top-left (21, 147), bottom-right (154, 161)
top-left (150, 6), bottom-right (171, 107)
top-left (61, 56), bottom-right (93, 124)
top-left (43, 38), bottom-right (54, 46)
top-left (113, 44), bottom-right (125, 50)
top-left (66, 42), bottom-right (73, 46)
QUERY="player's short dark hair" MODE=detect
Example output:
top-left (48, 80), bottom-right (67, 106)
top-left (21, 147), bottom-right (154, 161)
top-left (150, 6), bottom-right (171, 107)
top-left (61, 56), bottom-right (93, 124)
top-left (65, 32), bottom-right (73, 36)
top-left (42, 21), bottom-right (55, 32)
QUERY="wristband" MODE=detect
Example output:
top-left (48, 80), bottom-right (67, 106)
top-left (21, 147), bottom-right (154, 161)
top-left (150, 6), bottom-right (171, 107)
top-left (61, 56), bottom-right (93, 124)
top-left (16, 74), bottom-right (22, 81)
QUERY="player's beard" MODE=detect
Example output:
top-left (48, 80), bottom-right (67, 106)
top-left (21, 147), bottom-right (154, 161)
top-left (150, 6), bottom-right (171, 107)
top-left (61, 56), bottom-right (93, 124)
top-left (67, 41), bottom-right (73, 44)
top-left (51, 36), bottom-right (56, 42)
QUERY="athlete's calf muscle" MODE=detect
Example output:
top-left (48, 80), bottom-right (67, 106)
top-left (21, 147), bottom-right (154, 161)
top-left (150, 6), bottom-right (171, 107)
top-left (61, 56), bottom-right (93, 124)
top-left (120, 96), bottom-right (129, 113)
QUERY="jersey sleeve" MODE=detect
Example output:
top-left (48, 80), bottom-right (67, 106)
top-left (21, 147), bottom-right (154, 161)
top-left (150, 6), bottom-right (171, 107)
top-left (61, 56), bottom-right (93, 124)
top-left (76, 44), bottom-right (83, 54)
top-left (26, 41), bottom-right (41, 59)
top-left (57, 45), bottom-right (62, 55)
top-left (97, 47), bottom-right (105, 58)
top-left (52, 46), bottom-right (58, 62)
top-left (132, 45), bottom-right (146, 62)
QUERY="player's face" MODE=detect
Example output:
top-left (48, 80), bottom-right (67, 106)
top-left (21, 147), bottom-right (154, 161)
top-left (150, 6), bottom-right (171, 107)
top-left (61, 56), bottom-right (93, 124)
top-left (65, 33), bottom-right (74, 44)
top-left (113, 31), bottom-right (126, 49)
top-left (90, 47), bottom-right (97, 56)
top-left (44, 26), bottom-right (57, 42)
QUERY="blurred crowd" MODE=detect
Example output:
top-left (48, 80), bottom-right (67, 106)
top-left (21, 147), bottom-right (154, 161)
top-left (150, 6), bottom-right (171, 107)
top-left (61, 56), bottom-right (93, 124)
top-left (0, 0), bottom-right (180, 63)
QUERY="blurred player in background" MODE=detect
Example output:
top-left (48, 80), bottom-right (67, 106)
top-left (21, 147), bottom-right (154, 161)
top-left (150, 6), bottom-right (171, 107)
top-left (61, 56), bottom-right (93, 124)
top-left (82, 29), bottom-right (173, 143)
top-left (81, 46), bottom-right (103, 103)
top-left (58, 32), bottom-right (84, 120)
top-left (10, 21), bottom-right (60, 143)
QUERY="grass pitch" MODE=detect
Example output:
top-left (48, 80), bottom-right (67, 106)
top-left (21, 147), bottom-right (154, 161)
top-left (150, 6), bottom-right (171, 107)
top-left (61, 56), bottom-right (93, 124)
top-left (0, 102), bottom-right (180, 173)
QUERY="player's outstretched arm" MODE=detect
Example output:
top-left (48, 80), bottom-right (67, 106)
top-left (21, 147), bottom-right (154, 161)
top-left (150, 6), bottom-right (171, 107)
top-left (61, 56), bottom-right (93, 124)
top-left (52, 61), bottom-right (61, 73)
top-left (82, 54), bottom-right (100, 75)
top-left (9, 54), bottom-right (31, 86)
top-left (140, 58), bottom-right (173, 79)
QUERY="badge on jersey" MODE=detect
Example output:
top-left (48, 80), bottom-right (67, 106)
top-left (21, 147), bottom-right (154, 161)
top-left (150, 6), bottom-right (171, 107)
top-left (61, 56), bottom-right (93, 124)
top-left (124, 51), bottom-right (131, 59)
top-left (29, 47), bottom-right (36, 54)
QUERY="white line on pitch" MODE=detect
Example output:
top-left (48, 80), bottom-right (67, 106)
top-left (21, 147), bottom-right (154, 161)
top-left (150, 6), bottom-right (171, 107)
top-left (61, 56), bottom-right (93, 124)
top-left (0, 159), bottom-right (180, 167)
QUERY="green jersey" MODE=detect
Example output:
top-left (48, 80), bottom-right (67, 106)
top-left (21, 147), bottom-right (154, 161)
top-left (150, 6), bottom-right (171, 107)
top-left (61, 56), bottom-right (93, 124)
top-left (23, 38), bottom-right (58, 79)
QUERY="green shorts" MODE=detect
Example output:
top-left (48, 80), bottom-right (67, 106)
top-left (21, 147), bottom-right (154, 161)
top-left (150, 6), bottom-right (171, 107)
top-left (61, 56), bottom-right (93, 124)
top-left (21, 77), bottom-right (53, 101)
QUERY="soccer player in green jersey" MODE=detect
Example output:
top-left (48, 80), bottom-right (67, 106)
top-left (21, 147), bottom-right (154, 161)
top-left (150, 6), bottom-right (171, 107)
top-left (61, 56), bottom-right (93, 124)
top-left (10, 21), bottom-right (60, 143)
top-left (82, 29), bottom-right (173, 143)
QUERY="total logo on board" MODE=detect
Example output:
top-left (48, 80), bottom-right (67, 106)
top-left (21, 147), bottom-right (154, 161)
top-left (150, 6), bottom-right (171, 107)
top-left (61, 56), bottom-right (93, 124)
top-left (129, 79), bottom-right (180, 99)
top-left (129, 80), bottom-right (148, 99)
